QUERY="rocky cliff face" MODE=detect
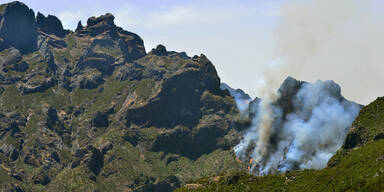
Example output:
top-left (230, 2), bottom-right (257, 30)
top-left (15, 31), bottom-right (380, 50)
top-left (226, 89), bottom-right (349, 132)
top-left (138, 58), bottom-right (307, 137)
top-left (0, 1), bottom-right (37, 53)
top-left (0, 1), bottom-right (248, 191)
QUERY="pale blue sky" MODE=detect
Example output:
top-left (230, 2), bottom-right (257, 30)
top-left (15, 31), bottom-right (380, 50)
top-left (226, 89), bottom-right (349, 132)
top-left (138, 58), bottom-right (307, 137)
top-left (20, 0), bottom-right (282, 98)
top-left (8, 0), bottom-right (384, 104)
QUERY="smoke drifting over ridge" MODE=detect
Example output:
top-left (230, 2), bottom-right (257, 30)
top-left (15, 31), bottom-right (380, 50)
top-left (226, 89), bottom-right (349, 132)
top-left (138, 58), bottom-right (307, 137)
top-left (233, 0), bottom-right (381, 175)
top-left (220, 83), bottom-right (252, 112)
top-left (234, 78), bottom-right (360, 175)
top-left (271, 0), bottom-right (384, 105)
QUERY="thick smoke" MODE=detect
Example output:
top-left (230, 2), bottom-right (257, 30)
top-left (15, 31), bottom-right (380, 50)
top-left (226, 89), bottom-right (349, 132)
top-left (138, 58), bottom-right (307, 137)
top-left (233, 0), bottom-right (377, 175)
top-left (234, 79), bottom-right (360, 175)
top-left (274, 0), bottom-right (384, 105)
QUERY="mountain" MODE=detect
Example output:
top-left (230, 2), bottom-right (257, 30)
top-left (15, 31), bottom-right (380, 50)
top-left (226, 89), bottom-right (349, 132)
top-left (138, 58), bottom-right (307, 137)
top-left (220, 83), bottom-right (252, 112)
top-left (220, 83), bottom-right (251, 102)
top-left (0, 1), bottom-right (379, 192)
top-left (176, 97), bottom-right (384, 191)
top-left (0, 1), bottom-right (252, 191)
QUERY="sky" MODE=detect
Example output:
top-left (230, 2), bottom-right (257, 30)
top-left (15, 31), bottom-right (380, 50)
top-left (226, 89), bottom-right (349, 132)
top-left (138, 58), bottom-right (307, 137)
top-left (14, 0), bottom-right (384, 105)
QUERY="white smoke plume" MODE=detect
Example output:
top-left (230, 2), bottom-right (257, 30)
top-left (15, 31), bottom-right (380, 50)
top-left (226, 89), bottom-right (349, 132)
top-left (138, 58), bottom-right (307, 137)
top-left (233, 0), bottom-right (377, 175)
top-left (235, 79), bottom-right (360, 175)
top-left (232, 92), bottom-right (252, 113)
top-left (274, 0), bottom-right (384, 105)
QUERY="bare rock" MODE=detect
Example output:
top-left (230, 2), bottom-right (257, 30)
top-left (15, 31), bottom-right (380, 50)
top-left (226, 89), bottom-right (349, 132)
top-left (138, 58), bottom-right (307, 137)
top-left (36, 12), bottom-right (67, 37)
top-left (0, 1), bottom-right (37, 53)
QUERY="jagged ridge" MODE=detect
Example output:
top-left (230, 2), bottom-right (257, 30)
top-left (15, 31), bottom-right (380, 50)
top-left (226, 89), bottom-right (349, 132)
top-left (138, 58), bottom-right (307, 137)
top-left (0, 1), bottom-right (249, 191)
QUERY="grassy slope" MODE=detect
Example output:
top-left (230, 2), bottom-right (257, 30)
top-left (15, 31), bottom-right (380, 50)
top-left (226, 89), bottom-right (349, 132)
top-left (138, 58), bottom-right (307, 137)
top-left (346, 97), bottom-right (384, 145)
top-left (176, 97), bottom-right (384, 192)
top-left (0, 32), bottom-right (248, 191)
top-left (4, 78), bottom-right (244, 191)
top-left (45, 148), bottom-right (244, 191)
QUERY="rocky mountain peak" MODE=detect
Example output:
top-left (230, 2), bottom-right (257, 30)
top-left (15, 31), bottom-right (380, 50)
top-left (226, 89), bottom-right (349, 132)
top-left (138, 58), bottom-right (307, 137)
top-left (75, 13), bottom-right (118, 37)
top-left (0, 1), bottom-right (28, 15)
top-left (149, 44), bottom-right (168, 56)
top-left (0, 1), bottom-right (247, 191)
top-left (36, 12), bottom-right (67, 37)
top-left (75, 21), bottom-right (83, 32)
top-left (87, 13), bottom-right (115, 27)
top-left (275, 76), bottom-right (346, 118)
top-left (0, 1), bottom-right (37, 53)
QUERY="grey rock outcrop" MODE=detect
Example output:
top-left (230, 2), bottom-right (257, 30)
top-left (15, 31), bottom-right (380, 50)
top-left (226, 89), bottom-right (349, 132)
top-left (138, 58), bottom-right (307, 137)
top-left (0, 1), bottom-right (37, 53)
top-left (36, 12), bottom-right (67, 37)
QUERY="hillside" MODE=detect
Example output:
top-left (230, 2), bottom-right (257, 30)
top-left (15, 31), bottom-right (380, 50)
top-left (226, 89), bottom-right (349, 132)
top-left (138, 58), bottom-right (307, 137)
top-left (176, 97), bottom-right (384, 192)
top-left (1, 1), bottom-right (381, 192)
top-left (0, 1), bottom-right (251, 191)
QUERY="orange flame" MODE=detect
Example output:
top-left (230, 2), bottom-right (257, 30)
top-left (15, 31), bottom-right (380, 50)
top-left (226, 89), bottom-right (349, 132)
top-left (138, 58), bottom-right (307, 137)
top-left (247, 158), bottom-right (254, 171)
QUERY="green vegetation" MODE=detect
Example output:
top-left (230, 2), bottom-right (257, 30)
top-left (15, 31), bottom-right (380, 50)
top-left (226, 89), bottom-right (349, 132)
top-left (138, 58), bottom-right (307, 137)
top-left (1, 85), bottom-right (23, 112)
top-left (0, 48), bottom-right (10, 56)
top-left (1, 84), bottom-right (67, 114)
top-left (134, 79), bottom-right (156, 100)
top-left (66, 34), bottom-right (76, 50)
top-left (176, 97), bottom-right (384, 192)
top-left (177, 140), bottom-right (384, 192)
top-left (40, 138), bottom-right (245, 192)
top-left (5, 4), bottom-right (382, 191)
top-left (94, 45), bottom-right (123, 57)
top-left (348, 97), bottom-right (384, 145)
top-left (71, 78), bottom-right (132, 112)
top-left (53, 50), bottom-right (68, 65)
top-left (47, 166), bottom-right (102, 192)
top-left (0, 4), bottom-right (6, 14)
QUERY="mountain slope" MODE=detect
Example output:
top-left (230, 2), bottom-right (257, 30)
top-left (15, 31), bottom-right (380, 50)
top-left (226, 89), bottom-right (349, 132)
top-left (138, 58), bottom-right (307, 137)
top-left (0, 1), bottom-right (250, 191)
top-left (176, 96), bottom-right (384, 192)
